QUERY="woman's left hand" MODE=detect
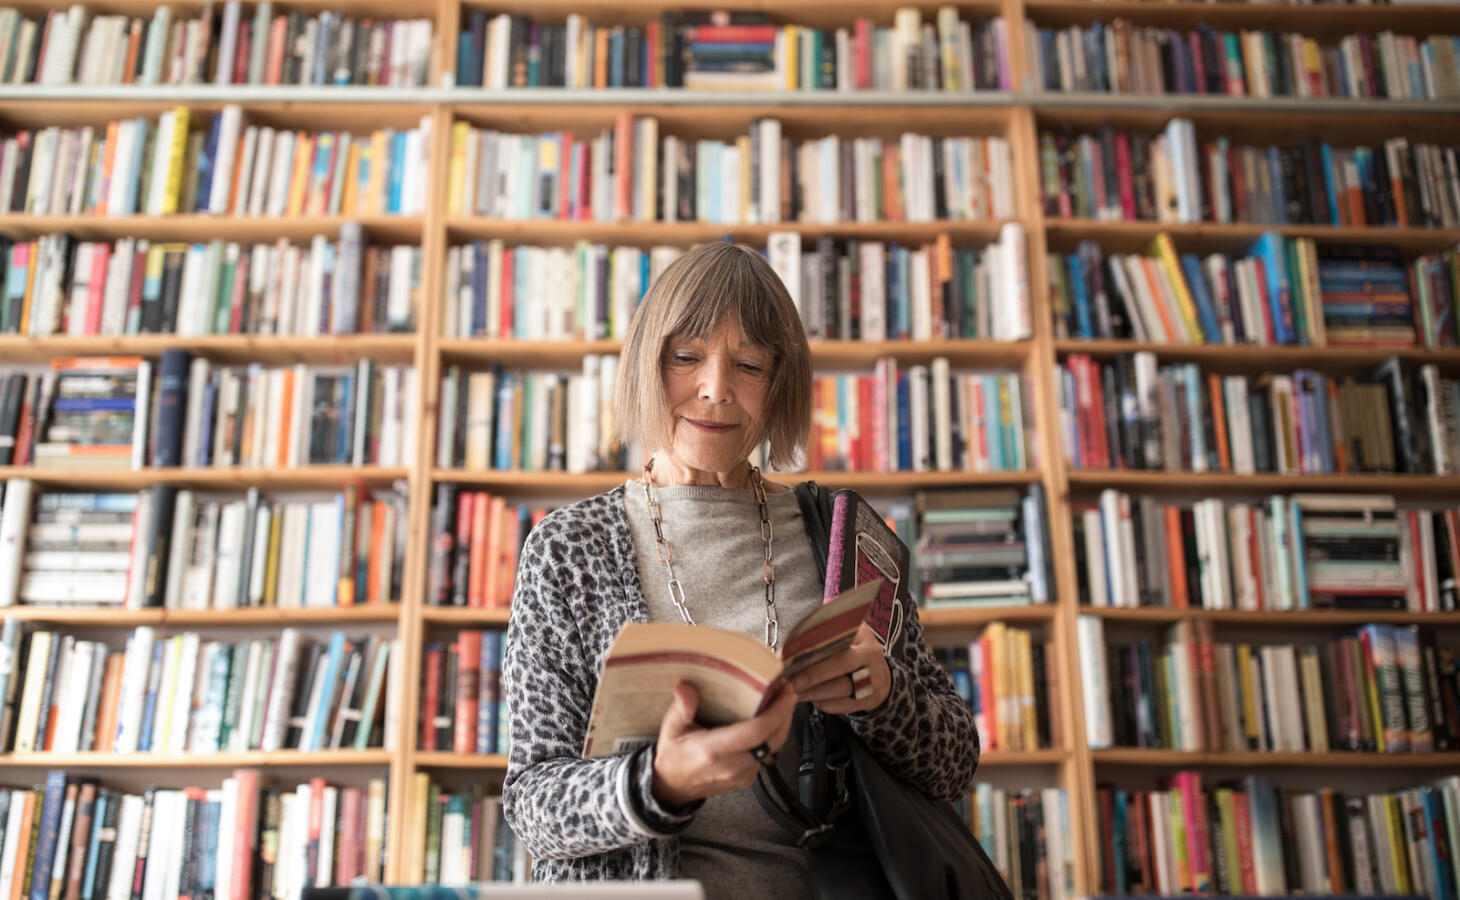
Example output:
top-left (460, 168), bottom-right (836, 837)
top-left (787, 623), bottom-right (891, 715)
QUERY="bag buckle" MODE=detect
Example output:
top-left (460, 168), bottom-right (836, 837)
top-left (796, 822), bottom-right (834, 848)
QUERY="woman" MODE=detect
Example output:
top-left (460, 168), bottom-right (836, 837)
top-left (502, 241), bottom-right (979, 894)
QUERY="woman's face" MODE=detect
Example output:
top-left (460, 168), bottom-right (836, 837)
top-left (660, 317), bottom-right (774, 477)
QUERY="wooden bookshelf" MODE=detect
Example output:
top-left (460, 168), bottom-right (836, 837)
top-left (4, 0), bottom-right (1459, 893)
top-left (1092, 749), bottom-right (1460, 769)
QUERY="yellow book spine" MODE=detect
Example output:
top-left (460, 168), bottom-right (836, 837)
top-left (1298, 238), bottom-right (1325, 346)
top-left (785, 25), bottom-right (798, 89)
top-left (341, 142), bottom-right (361, 216)
top-left (286, 132), bottom-right (313, 216)
top-left (409, 772), bottom-right (431, 883)
top-left (1170, 790), bottom-right (1192, 891)
top-left (368, 130), bottom-right (389, 216)
top-left (163, 106), bottom-right (190, 215)
top-left (446, 121), bottom-right (470, 217)
top-left (1383, 794), bottom-right (1410, 893)
top-left (1216, 789), bottom-right (1241, 892)
top-left (1148, 233), bottom-right (1203, 343)
top-left (18, 242), bottom-right (38, 334)
top-left (1302, 39), bottom-right (1322, 91)
top-left (1017, 628), bottom-right (1036, 751)
top-left (1236, 643), bottom-right (1259, 744)
top-left (262, 507), bottom-right (282, 607)
top-left (987, 621), bottom-right (1007, 750)
top-left (1365, 649), bottom-right (1386, 752)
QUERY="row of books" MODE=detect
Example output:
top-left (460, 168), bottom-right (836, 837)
top-left (1092, 775), bottom-right (1460, 898)
top-left (1028, 21), bottom-right (1460, 101)
top-left (410, 778), bottom-right (526, 886)
top-left (3, 106), bottom-right (433, 217)
top-left (434, 358), bottom-right (624, 475)
top-left (0, 624), bottom-right (397, 755)
top-left (807, 364), bottom-right (1030, 474)
top-left (0, 772), bottom-right (389, 900)
top-left (1040, 120), bottom-right (1460, 229)
top-left (939, 621), bottom-right (1059, 752)
top-left (2, 227), bottom-right (420, 338)
top-left (0, 4), bottom-right (432, 88)
top-left (420, 630), bottom-right (507, 756)
top-left (1057, 354), bottom-right (1459, 476)
top-left (0, 355), bottom-right (417, 473)
top-left (1092, 622), bottom-right (1460, 755)
top-left (456, 8), bottom-right (1009, 92)
top-left (915, 486), bottom-right (1054, 608)
top-left (1075, 489), bottom-right (1460, 613)
top-left (444, 119), bottom-right (1016, 224)
top-left (442, 228), bottom-right (1033, 344)
top-left (1051, 234), bottom-right (1460, 349)
top-left (770, 227), bottom-right (1032, 342)
top-left (965, 786), bottom-right (1075, 900)
top-left (425, 488), bottom-right (548, 610)
top-left (0, 481), bottom-right (408, 610)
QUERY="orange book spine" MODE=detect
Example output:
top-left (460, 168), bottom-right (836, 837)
top-left (613, 113), bottom-right (633, 221)
top-left (96, 120), bottom-right (121, 216)
top-left (10, 791), bottom-right (36, 900)
top-left (468, 492), bottom-right (489, 608)
top-left (285, 133), bottom-right (314, 215)
top-left (1207, 373), bottom-right (1231, 471)
top-left (496, 499), bottom-right (520, 606)
top-left (275, 368), bottom-right (294, 468)
top-left (882, 146), bottom-right (903, 220)
top-left (1164, 505), bottom-right (1189, 609)
top-left (484, 495), bottom-right (507, 608)
top-left (266, 16), bottom-right (288, 84)
top-left (367, 500), bottom-right (387, 604)
top-left (594, 28), bottom-right (608, 88)
top-left (122, 27), bottom-right (141, 84)
top-left (1247, 507), bottom-right (1266, 611)
top-left (93, 654), bottom-right (126, 752)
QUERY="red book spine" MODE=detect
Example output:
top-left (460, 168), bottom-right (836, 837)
top-left (335, 787), bottom-right (361, 885)
top-left (454, 631), bottom-right (482, 754)
top-left (231, 769), bottom-right (260, 900)
top-left (854, 19), bottom-right (872, 89)
top-left (1115, 134), bottom-right (1136, 220)
top-left (468, 492), bottom-right (488, 608)
top-left (421, 646), bottom-right (442, 750)
top-left (84, 244), bottom-right (111, 334)
top-left (682, 25), bottom-right (777, 43)
top-left (557, 132), bottom-right (574, 221)
top-left (1232, 789), bottom-right (1257, 894)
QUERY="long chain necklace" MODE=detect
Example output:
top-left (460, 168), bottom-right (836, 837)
top-left (641, 457), bottom-right (780, 651)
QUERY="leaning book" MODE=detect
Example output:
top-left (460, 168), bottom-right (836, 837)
top-left (582, 578), bottom-right (883, 758)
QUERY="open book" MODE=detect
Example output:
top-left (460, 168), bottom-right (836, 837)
top-left (582, 578), bottom-right (883, 758)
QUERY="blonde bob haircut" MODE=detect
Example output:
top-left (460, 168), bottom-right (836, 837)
top-left (614, 241), bottom-right (812, 471)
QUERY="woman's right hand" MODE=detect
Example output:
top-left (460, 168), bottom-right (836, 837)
top-left (650, 681), bottom-right (798, 810)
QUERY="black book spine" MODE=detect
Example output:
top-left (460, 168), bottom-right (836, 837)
top-left (1419, 629), bottom-right (1452, 750)
top-left (142, 484), bottom-right (178, 608)
top-left (10, 136), bottom-right (33, 213)
top-left (285, 644), bottom-right (324, 749)
top-left (427, 483), bottom-right (457, 607)
top-left (931, 137), bottom-right (948, 220)
top-left (153, 348), bottom-right (190, 466)
top-left (1100, 363), bottom-right (1124, 469)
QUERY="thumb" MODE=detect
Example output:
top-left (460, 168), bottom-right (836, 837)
top-left (660, 681), bottom-right (700, 737)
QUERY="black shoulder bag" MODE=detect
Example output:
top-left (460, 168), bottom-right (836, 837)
top-left (750, 481), bottom-right (1014, 900)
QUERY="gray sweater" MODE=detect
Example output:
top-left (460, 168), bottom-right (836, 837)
top-left (502, 484), bottom-right (980, 883)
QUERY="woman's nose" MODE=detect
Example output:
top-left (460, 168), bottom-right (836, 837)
top-left (698, 358), bottom-right (733, 403)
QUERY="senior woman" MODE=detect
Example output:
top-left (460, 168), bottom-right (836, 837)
top-left (501, 241), bottom-right (979, 895)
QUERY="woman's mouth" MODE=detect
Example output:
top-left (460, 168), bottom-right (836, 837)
top-left (685, 418), bottom-right (738, 432)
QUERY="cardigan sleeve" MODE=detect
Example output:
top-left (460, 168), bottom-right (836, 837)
top-left (501, 512), bottom-right (699, 860)
top-left (843, 598), bottom-right (980, 802)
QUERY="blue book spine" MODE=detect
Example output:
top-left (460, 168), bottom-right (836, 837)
top-left (35, 492), bottom-right (137, 513)
top-left (30, 771), bottom-right (68, 900)
top-left (895, 372), bottom-right (911, 472)
top-left (1254, 232), bottom-right (1293, 344)
top-left (1068, 254), bottom-right (1094, 339)
top-left (610, 29), bottom-right (624, 88)
top-left (197, 795), bottom-right (221, 896)
top-left (195, 115), bottom-right (221, 214)
top-left (470, 242), bottom-right (488, 336)
top-left (80, 791), bottom-right (107, 900)
top-left (137, 641), bottom-right (165, 752)
top-left (1290, 501), bottom-right (1308, 609)
top-left (496, 686), bottom-right (511, 755)
top-left (478, 631), bottom-right (502, 755)
top-left (51, 398), bottom-right (137, 412)
top-left (306, 631), bottom-right (347, 752)
top-left (1112, 790), bottom-right (1129, 894)
top-left (456, 32), bottom-right (473, 86)
top-left (493, 374), bottom-right (515, 470)
top-left (1264, 146), bottom-right (1287, 224)
top-left (336, 373), bottom-right (354, 464)
top-left (1421, 788), bottom-right (1455, 900)
top-left (154, 348), bottom-right (191, 467)
top-left (197, 376), bottom-right (217, 466)
top-left (1320, 143), bottom-right (1340, 225)
top-left (388, 132), bottom-right (406, 213)
top-left (1180, 253), bottom-right (1223, 343)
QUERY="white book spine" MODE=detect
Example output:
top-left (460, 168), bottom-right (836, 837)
top-left (112, 626), bottom-right (155, 753)
top-left (104, 795), bottom-right (144, 900)
top-left (0, 478), bottom-right (33, 607)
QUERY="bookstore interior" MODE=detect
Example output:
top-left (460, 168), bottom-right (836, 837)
top-left (1, 0), bottom-right (1459, 897)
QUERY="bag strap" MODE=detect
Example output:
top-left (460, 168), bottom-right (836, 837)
top-left (752, 480), bottom-right (842, 846)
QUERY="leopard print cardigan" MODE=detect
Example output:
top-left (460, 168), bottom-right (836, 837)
top-left (502, 485), bottom-right (981, 882)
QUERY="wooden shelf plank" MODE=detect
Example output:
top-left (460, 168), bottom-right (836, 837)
top-left (1093, 749), bottom-right (1460, 768)
top-left (443, 218), bottom-right (1021, 245)
top-left (433, 469), bottom-right (1041, 493)
top-left (439, 339), bottom-right (1031, 369)
top-left (1044, 220), bottom-right (1460, 254)
top-left (1083, 608), bottom-right (1460, 627)
top-left (920, 605), bottom-right (1059, 627)
top-left (1067, 470), bottom-right (1460, 495)
top-left (0, 335), bottom-right (417, 366)
top-left (0, 214), bottom-right (423, 244)
top-left (1030, 92), bottom-right (1460, 117)
top-left (979, 750), bottom-right (1071, 765)
top-left (421, 608), bottom-right (512, 626)
top-left (0, 466), bottom-right (410, 490)
top-left (1054, 340), bottom-right (1460, 374)
top-left (414, 752), bottom-right (510, 769)
top-left (1, 606), bottom-right (401, 625)
top-left (0, 750), bottom-right (393, 767)
top-left (1022, 0), bottom-right (1460, 33)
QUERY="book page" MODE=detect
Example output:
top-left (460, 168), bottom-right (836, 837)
top-left (778, 577), bottom-right (883, 679)
top-left (582, 624), bottom-right (782, 758)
